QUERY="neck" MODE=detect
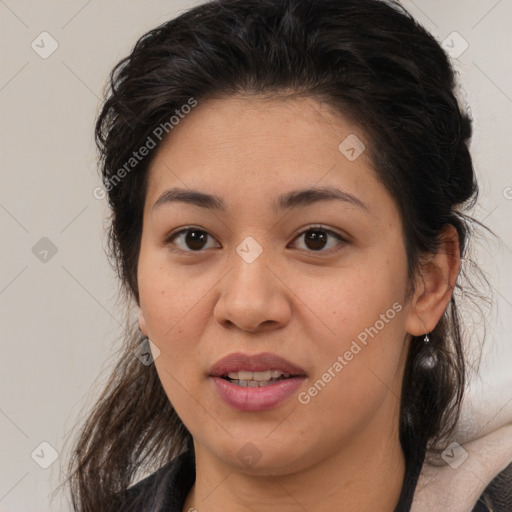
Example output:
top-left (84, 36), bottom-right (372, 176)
top-left (183, 420), bottom-right (406, 512)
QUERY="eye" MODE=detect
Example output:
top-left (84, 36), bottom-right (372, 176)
top-left (289, 226), bottom-right (347, 253)
top-left (166, 227), bottom-right (220, 252)
top-left (166, 226), bottom-right (347, 254)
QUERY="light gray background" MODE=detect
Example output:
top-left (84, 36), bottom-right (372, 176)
top-left (1, 1), bottom-right (511, 510)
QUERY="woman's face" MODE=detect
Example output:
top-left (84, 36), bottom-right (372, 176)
top-left (138, 95), bottom-right (414, 474)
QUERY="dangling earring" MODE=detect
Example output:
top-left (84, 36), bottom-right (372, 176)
top-left (421, 332), bottom-right (437, 369)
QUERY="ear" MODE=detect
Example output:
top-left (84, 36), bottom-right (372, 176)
top-left (138, 307), bottom-right (148, 337)
top-left (405, 224), bottom-right (461, 336)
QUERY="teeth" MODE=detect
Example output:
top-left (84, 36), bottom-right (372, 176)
top-left (254, 370), bottom-right (272, 381)
top-left (224, 369), bottom-right (295, 387)
top-left (227, 370), bottom-right (290, 381)
top-left (229, 378), bottom-right (285, 387)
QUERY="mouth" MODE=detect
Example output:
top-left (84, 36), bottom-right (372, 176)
top-left (209, 352), bottom-right (307, 411)
top-left (209, 351), bottom-right (307, 380)
top-left (221, 369), bottom-right (297, 387)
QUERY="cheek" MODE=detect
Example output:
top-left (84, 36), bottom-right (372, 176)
top-left (137, 260), bottom-right (213, 398)
top-left (291, 251), bottom-right (408, 409)
top-left (294, 247), bottom-right (407, 343)
top-left (138, 266), bottom-right (212, 426)
top-left (138, 256), bottom-right (210, 335)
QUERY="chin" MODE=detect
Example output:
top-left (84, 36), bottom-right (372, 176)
top-left (204, 434), bottom-right (318, 476)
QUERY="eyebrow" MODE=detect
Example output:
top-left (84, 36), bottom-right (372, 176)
top-left (153, 186), bottom-right (367, 212)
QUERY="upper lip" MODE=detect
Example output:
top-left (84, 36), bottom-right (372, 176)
top-left (209, 352), bottom-right (307, 377)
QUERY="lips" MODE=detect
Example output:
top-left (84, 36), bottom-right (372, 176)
top-left (209, 352), bottom-right (307, 411)
top-left (209, 352), bottom-right (307, 377)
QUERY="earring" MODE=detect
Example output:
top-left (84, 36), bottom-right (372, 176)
top-left (420, 333), bottom-right (437, 369)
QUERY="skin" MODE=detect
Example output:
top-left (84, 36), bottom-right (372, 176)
top-left (137, 95), bottom-right (460, 512)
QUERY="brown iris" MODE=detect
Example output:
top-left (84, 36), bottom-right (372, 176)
top-left (184, 230), bottom-right (208, 250)
top-left (303, 230), bottom-right (328, 250)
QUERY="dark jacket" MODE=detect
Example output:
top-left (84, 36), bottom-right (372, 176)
top-left (114, 450), bottom-right (512, 511)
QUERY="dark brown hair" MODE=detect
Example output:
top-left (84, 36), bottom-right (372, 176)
top-left (65, 0), bottom-right (479, 509)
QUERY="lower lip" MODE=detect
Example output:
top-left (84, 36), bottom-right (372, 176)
top-left (211, 376), bottom-right (305, 412)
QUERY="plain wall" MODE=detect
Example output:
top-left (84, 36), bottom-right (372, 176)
top-left (1, 1), bottom-right (511, 510)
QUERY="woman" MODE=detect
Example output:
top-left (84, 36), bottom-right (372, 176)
top-left (66, 0), bottom-right (511, 510)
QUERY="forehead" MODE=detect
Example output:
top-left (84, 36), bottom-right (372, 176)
top-left (144, 95), bottom-right (392, 218)
top-left (151, 95), bottom-right (365, 162)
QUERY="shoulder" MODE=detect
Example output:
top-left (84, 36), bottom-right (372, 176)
top-left (472, 461), bottom-right (512, 512)
top-left (114, 451), bottom-right (195, 512)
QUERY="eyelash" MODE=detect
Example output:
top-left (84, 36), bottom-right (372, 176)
top-left (165, 225), bottom-right (348, 255)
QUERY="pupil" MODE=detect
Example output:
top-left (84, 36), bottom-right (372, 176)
top-left (305, 230), bottom-right (327, 250)
top-left (186, 230), bottom-right (207, 250)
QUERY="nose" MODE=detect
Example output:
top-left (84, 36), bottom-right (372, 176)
top-left (213, 247), bottom-right (292, 333)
